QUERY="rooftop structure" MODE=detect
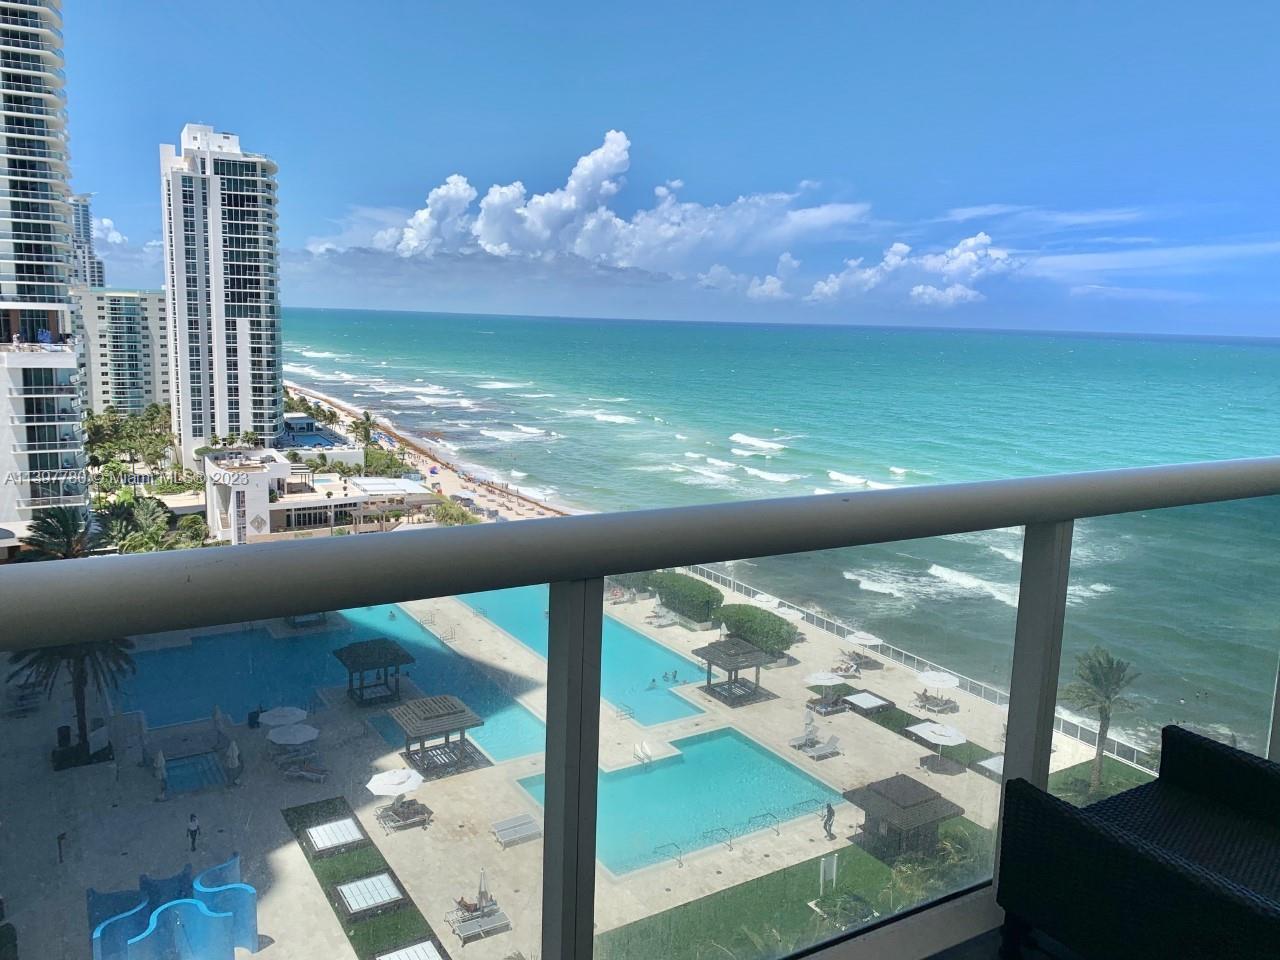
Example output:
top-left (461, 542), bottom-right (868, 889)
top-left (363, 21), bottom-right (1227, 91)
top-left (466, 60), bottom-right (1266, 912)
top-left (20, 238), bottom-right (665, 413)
top-left (160, 123), bottom-right (281, 465)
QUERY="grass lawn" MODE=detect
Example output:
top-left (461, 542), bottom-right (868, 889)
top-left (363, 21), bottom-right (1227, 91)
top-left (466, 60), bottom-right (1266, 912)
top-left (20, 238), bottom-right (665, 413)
top-left (868, 705), bottom-right (922, 736)
top-left (282, 797), bottom-right (443, 960)
top-left (595, 842), bottom-right (892, 960)
top-left (1048, 755), bottom-right (1155, 806)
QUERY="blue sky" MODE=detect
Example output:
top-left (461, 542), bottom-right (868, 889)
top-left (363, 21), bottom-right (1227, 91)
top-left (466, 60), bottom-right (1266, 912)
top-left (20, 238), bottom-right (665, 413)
top-left (68, 1), bottom-right (1279, 334)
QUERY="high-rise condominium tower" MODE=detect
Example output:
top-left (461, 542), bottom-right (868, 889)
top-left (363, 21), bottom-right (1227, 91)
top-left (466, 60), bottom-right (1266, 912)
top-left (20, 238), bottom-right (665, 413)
top-left (0, 0), bottom-right (87, 526)
top-left (69, 193), bottom-right (103, 287)
top-left (159, 124), bottom-right (280, 465)
top-left (72, 287), bottom-right (168, 415)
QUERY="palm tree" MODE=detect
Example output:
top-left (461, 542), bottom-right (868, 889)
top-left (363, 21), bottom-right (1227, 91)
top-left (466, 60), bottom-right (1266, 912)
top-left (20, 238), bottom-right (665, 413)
top-left (353, 410), bottom-right (375, 446)
top-left (18, 507), bottom-right (107, 560)
top-left (8, 638), bottom-right (136, 751)
top-left (1062, 645), bottom-right (1140, 792)
top-left (176, 513), bottom-right (208, 546)
top-left (240, 430), bottom-right (260, 448)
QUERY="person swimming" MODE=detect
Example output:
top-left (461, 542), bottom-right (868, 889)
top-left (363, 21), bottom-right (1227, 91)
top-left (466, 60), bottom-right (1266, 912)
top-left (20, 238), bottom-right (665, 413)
top-left (647, 678), bottom-right (657, 690)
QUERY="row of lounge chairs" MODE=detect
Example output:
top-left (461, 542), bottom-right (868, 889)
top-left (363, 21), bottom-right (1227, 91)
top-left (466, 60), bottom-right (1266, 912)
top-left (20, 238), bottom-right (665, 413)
top-left (2, 681), bottom-right (42, 719)
top-left (491, 813), bottom-right (541, 849)
top-left (273, 745), bottom-right (331, 782)
top-left (912, 690), bottom-right (959, 714)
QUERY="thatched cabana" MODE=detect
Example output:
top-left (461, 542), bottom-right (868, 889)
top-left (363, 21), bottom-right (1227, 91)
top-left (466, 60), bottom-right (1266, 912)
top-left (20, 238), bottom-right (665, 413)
top-left (332, 638), bottom-right (415, 706)
top-left (691, 636), bottom-right (775, 707)
top-left (388, 695), bottom-right (486, 777)
top-left (843, 774), bottom-right (963, 859)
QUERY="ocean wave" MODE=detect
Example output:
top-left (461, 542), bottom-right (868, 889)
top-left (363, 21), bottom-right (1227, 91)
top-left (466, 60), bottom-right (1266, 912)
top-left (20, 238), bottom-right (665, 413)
top-left (813, 487), bottom-right (834, 495)
top-left (509, 470), bottom-right (528, 479)
top-left (843, 570), bottom-right (909, 599)
top-left (742, 466), bottom-right (804, 483)
top-left (865, 480), bottom-right (894, 490)
top-left (588, 397), bottom-right (629, 403)
top-left (477, 380), bottom-right (533, 390)
top-left (729, 432), bottom-right (785, 451)
top-left (889, 466), bottom-right (908, 475)
top-left (927, 564), bottom-right (1019, 608)
top-left (730, 447), bottom-right (772, 458)
top-left (684, 452), bottom-right (705, 460)
top-left (514, 392), bottom-right (555, 398)
top-left (299, 349), bottom-right (345, 359)
top-left (478, 428), bottom-right (548, 444)
top-left (706, 457), bottom-right (736, 469)
top-left (560, 408), bottom-right (638, 425)
top-left (827, 471), bottom-right (868, 486)
top-left (415, 396), bottom-right (476, 408)
top-left (674, 433), bottom-right (689, 440)
top-left (282, 362), bottom-right (360, 382)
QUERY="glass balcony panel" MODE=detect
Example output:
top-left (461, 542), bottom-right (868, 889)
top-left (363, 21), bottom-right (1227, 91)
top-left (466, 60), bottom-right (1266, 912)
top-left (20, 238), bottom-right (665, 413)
top-left (0, 579), bottom-right (548, 959)
top-left (1049, 497), bottom-right (1280, 806)
top-left (590, 538), bottom-right (1023, 959)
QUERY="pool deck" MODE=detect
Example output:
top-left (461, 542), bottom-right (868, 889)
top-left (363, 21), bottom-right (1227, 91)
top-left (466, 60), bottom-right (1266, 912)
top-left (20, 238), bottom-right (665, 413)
top-left (0, 594), bottom-right (1098, 960)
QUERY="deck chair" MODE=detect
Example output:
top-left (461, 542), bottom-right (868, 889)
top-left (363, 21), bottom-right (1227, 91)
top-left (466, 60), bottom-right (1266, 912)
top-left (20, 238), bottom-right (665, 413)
top-left (803, 735), bottom-right (840, 760)
top-left (453, 910), bottom-right (512, 943)
top-left (492, 813), bottom-right (542, 848)
top-left (284, 761), bottom-right (329, 783)
top-left (377, 795), bottom-right (432, 833)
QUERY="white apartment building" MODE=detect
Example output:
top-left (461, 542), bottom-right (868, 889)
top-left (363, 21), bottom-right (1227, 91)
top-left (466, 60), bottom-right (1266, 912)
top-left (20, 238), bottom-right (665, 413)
top-left (69, 192), bottom-right (103, 287)
top-left (159, 124), bottom-right (281, 466)
top-left (0, 0), bottom-right (86, 523)
top-left (72, 287), bottom-right (168, 414)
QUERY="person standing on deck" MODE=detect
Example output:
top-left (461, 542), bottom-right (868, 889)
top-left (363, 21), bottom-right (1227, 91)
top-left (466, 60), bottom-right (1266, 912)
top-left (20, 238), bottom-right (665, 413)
top-left (822, 802), bottom-right (836, 840)
top-left (187, 813), bottom-right (200, 852)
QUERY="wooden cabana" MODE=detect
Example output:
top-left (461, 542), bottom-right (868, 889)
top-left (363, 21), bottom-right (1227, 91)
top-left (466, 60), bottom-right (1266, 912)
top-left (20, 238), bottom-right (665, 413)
top-left (843, 774), bottom-right (964, 860)
top-left (332, 638), bottom-right (415, 706)
top-left (691, 636), bottom-right (775, 707)
top-left (388, 695), bottom-right (485, 777)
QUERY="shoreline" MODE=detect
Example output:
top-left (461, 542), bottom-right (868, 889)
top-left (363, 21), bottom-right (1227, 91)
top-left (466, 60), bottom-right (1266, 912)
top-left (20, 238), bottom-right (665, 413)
top-left (284, 380), bottom-right (572, 519)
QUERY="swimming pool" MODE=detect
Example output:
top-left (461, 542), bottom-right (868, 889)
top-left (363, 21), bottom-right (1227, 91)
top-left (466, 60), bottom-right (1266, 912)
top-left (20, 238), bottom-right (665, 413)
top-left (462, 585), bottom-right (705, 726)
top-left (119, 604), bottom-right (546, 762)
top-left (520, 727), bottom-right (842, 874)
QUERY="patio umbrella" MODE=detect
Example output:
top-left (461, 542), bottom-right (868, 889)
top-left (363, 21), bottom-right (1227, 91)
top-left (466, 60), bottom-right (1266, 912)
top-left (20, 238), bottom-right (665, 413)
top-left (917, 670), bottom-right (960, 691)
top-left (913, 721), bottom-right (967, 748)
top-left (804, 672), bottom-right (845, 688)
top-left (153, 749), bottom-right (166, 782)
top-left (366, 768), bottom-right (425, 796)
top-left (267, 723), bottom-right (319, 746)
top-left (259, 706), bottom-right (308, 727)
top-left (843, 630), bottom-right (883, 649)
top-left (224, 739), bottom-right (240, 769)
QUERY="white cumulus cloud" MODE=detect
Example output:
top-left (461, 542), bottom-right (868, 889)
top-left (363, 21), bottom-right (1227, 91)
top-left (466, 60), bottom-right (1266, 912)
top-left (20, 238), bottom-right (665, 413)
top-left (806, 242), bottom-right (911, 301)
top-left (92, 217), bottom-right (127, 245)
top-left (916, 232), bottom-right (1013, 282)
top-left (910, 283), bottom-right (984, 307)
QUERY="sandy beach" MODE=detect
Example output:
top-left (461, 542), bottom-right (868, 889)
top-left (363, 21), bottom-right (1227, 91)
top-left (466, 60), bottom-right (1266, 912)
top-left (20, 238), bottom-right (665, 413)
top-left (286, 381), bottom-right (570, 523)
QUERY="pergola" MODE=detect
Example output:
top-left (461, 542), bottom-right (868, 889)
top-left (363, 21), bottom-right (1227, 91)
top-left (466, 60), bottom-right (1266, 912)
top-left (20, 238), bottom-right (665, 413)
top-left (332, 638), bottom-right (415, 706)
top-left (388, 695), bottom-right (485, 777)
top-left (843, 773), bottom-right (963, 860)
top-left (691, 636), bottom-right (774, 707)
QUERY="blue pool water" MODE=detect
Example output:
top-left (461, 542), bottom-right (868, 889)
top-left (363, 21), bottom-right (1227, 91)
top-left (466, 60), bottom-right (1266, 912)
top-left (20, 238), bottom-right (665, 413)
top-left (462, 584), bottom-right (705, 726)
top-left (119, 603), bottom-right (546, 762)
top-left (520, 727), bottom-right (842, 874)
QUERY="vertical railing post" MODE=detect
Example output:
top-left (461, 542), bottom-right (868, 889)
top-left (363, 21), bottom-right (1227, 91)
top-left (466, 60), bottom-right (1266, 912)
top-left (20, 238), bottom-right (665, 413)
top-left (543, 578), bottom-right (604, 960)
top-left (1003, 521), bottom-right (1074, 788)
top-left (1268, 652), bottom-right (1280, 762)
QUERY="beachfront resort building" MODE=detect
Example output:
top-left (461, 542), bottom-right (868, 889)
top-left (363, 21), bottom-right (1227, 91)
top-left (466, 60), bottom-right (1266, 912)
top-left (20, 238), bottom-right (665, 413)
top-left (69, 192), bottom-right (103, 287)
top-left (0, 0), bottom-right (86, 531)
top-left (160, 123), bottom-right (282, 466)
top-left (71, 287), bottom-right (168, 414)
top-left (204, 447), bottom-right (434, 544)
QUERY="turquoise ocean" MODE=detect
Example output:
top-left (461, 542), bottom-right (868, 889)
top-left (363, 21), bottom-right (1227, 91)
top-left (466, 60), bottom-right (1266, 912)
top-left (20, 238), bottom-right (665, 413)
top-left (282, 307), bottom-right (1280, 754)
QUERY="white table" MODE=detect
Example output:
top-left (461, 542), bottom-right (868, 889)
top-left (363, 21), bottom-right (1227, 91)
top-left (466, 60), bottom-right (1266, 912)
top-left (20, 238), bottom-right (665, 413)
top-left (376, 942), bottom-right (444, 960)
top-left (843, 691), bottom-right (890, 713)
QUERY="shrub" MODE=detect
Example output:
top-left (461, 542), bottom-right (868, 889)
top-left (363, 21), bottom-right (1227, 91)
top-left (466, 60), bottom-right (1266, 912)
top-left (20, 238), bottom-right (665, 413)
top-left (433, 500), bottom-right (480, 526)
top-left (648, 572), bottom-right (723, 623)
top-left (717, 603), bottom-right (799, 655)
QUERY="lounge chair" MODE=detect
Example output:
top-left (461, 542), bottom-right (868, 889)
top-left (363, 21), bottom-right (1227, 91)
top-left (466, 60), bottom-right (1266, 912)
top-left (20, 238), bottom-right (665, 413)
top-left (491, 813), bottom-right (542, 848)
top-left (273, 746), bottom-right (319, 768)
top-left (452, 909), bottom-right (512, 943)
top-left (803, 736), bottom-right (840, 760)
top-left (788, 724), bottom-right (818, 749)
top-left (377, 794), bottom-right (432, 833)
top-left (284, 761), bottom-right (329, 783)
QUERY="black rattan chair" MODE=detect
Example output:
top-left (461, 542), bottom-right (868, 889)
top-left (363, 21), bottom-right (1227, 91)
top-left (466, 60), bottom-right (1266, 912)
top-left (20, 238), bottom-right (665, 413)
top-left (997, 725), bottom-right (1280, 960)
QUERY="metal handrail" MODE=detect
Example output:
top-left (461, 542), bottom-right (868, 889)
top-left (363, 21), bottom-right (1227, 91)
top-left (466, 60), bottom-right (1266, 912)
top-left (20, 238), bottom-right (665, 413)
top-left (3, 457), bottom-right (1280, 647)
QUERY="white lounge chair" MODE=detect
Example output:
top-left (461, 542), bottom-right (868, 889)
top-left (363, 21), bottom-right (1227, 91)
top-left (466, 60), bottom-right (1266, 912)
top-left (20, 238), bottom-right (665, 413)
top-left (803, 735), bottom-right (840, 760)
top-left (492, 813), bottom-right (542, 848)
top-left (453, 909), bottom-right (511, 943)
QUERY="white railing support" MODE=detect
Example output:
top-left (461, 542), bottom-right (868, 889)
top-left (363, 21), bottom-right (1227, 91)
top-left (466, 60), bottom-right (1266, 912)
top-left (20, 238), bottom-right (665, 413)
top-left (1003, 521), bottom-right (1074, 787)
top-left (542, 578), bottom-right (604, 960)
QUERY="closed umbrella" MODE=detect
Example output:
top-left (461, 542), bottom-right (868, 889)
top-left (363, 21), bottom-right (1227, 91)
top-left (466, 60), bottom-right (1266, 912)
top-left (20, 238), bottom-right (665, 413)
top-left (260, 706), bottom-right (308, 727)
top-left (224, 740), bottom-right (240, 769)
top-left (366, 768), bottom-right (425, 796)
top-left (267, 723), bottom-right (319, 746)
top-left (153, 748), bottom-right (166, 782)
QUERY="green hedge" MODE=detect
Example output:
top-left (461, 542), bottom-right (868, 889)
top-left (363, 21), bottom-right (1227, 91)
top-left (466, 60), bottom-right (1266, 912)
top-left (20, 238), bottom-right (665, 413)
top-left (716, 604), bottom-right (798, 655)
top-left (648, 572), bottom-right (724, 623)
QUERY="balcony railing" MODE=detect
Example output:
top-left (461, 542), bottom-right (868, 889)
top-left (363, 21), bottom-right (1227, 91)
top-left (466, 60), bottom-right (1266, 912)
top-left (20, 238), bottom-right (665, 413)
top-left (7, 381), bottom-right (73, 395)
top-left (0, 12), bottom-right (63, 37)
top-left (2, 457), bottom-right (1280, 960)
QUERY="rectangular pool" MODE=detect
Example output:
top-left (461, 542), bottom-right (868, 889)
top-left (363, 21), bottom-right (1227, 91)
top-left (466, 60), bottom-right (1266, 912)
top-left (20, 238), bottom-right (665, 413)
top-left (119, 604), bottom-right (546, 762)
top-left (462, 585), bottom-right (705, 726)
top-left (519, 727), bottom-right (842, 874)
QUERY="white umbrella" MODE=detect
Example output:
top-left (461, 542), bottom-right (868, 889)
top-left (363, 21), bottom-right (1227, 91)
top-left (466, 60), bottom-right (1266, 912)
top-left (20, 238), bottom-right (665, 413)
top-left (805, 672), bottom-right (846, 688)
top-left (153, 749), bottom-right (166, 781)
top-left (918, 670), bottom-right (960, 690)
top-left (224, 740), bottom-right (240, 768)
top-left (267, 723), bottom-right (320, 746)
top-left (843, 630), bottom-right (883, 649)
top-left (911, 721), bottom-right (967, 747)
top-left (260, 706), bottom-right (308, 727)
top-left (366, 768), bottom-right (425, 797)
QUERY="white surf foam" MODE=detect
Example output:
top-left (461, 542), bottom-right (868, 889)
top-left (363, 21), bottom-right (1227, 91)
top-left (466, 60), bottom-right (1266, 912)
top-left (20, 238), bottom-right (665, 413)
top-left (742, 466), bottom-right (804, 483)
top-left (812, 487), bottom-right (834, 495)
top-left (827, 471), bottom-right (868, 486)
top-left (706, 457), bottom-right (735, 469)
top-left (729, 432), bottom-right (785, 451)
top-left (843, 570), bottom-right (909, 599)
top-left (588, 397), bottom-right (629, 403)
top-left (730, 447), bottom-right (771, 458)
top-left (927, 564), bottom-right (1019, 608)
top-left (476, 380), bottom-right (532, 390)
top-left (514, 392), bottom-right (555, 398)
